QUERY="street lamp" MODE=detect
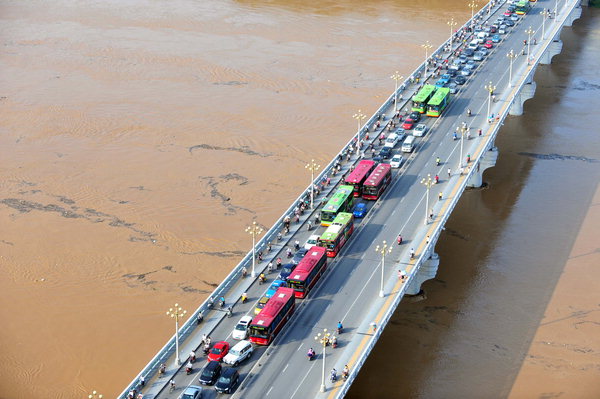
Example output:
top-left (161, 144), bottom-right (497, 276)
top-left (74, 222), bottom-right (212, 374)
top-left (88, 390), bottom-right (103, 399)
top-left (484, 81), bottom-right (496, 120)
top-left (554, 0), bottom-right (558, 17)
top-left (166, 303), bottom-right (187, 365)
top-left (459, 123), bottom-right (468, 169)
top-left (540, 9), bottom-right (549, 40)
top-left (421, 41), bottom-right (433, 71)
top-left (468, 1), bottom-right (478, 29)
top-left (375, 240), bottom-right (392, 297)
top-left (447, 18), bottom-right (458, 52)
top-left (245, 221), bottom-right (263, 278)
top-left (525, 27), bottom-right (535, 65)
top-left (420, 174), bottom-right (434, 225)
top-left (390, 71), bottom-right (404, 111)
top-left (506, 50), bottom-right (517, 87)
top-left (353, 109), bottom-right (366, 145)
top-left (315, 328), bottom-right (331, 392)
top-left (305, 159), bottom-right (321, 210)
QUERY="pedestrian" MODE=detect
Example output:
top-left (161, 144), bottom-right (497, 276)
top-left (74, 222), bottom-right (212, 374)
top-left (139, 376), bottom-right (145, 387)
top-left (410, 248), bottom-right (415, 259)
top-left (307, 220), bottom-right (312, 230)
top-left (478, 128), bottom-right (482, 137)
top-left (447, 168), bottom-right (451, 178)
top-left (426, 235), bottom-right (430, 244)
top-left (370, 321), bottom-right (377, 332)
top-left (429, 209), bottom-right (434, 220)
top-left (398, 269), bottom-right (407, 281)
top-left (460, 167), bottom-right (465, 175)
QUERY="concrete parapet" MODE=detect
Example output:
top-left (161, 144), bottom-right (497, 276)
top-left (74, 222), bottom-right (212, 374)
top-left (406, 253), bottom-right (439, 295)
top-left (539, 40), bottom-right (563, 65)
top-left (467, 146), bottom-right (498, 188)
top-left (509, 81), bottom-right (537, 116)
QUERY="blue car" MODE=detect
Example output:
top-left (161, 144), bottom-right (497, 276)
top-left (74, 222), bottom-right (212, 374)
top-left (353, 202), bottom-right (368, 218)
top-left (492, 34), bottom-right (501, 43)
top-left (265, 279), bottom-right (287, 298)
top-left (278, 263), bottom-right (296, 280)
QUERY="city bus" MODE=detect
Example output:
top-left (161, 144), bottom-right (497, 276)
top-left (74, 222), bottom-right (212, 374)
top-left (411, 84), bottom-right (437, 114)
top-left (286, 246), bottom-right (328, 298)
top-left (515, 0), bottom-right (531, 14)
top-left (426, 87), bottom-right (451, 117)
top-left (317, 212), bottom-right (355, 257)
top-left (362, 163), bottom-right (392, 200)
top-left (319, 185), bottom-right (354, 226)
top-left (248, 287), bottom-right (295, 345)
top-left (344, 160), bottom-right (376, 197)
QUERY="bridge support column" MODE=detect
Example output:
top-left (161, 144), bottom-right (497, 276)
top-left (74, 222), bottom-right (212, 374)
top-left (406, 253), bottom-right (439, 295)
top-left (564, 5), bottom-right (582, 27)
top-left (539, 40), bottom-right (563, 65)
top-left (509, 81), bottom-right (536, 116)
top-left (467, 146), bottom-right (498, 188)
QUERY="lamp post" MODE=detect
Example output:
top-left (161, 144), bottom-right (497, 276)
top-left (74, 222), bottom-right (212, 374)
top-left (245, 221), bottom-right (263, 278)
top-left (390, 71), bottom-right (404, 111)
top-left (459, 123), bottom-right (468, 169)
top-left (540, 9), bottom-right (549, 40)
top-left (421, 41), bottom-right (433, 71)
top-left (484, 81), bottom-right (496, 119)
top-left (305, 159), bottom-right (320, 210)
top-left (315, 328), bottom-right (331, 392)
top-left (525, 27), bottom-right (535, 65)
top-left (506, 50), bottom-right (517, 87)
top-left (420, 174), bottom-right (434, 225)
top-left (166, 303), bottom-right (187, 365)
top-left (375, 240), bottom-right (392, 298)
top-left (468, 1), bottom-right (478, 29)
top-left (353, 109), bottom-right (366, 145)
top-left (554, 0), bottom-right (558, 17)
top-left (88, 390), bottom-right (103, 399)
top-left (447, 18), bottom-right (458, 52)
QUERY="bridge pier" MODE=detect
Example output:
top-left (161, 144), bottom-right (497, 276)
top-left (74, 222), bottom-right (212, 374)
top-left (467, 146), bottom-right (498, 188)
top-left (406, 253), bottom-right (439, 295)
top-left (564, 5), bottom-right (582, 27)
top-left (509, 81), bottom-right (536, 116)
top-left (539, 40), bottom-right (563, 65)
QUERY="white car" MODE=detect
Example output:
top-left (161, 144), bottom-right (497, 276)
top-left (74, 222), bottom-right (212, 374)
top-left (223, 340), bottom-right (253, 366)
top-left (304, 234), bottom-right (320, 250)
top-left (413, 124), bottom-right (427, 137)
top-left (389, 154), bottom-right (404, 168)
top-left (231, 315), bottom-right (253, 340)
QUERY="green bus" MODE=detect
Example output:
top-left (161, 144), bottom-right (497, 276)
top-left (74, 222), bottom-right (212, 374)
top-left (317, 212), bottom-right (355, 257)
top-left (411, 84), bottom-right (437, 114)
top-left (515, 0), bottom-right (531, 15)
top-left (320, 185), bottom-right (354, 226)
top-left (426, 87), bottom-right (451, 117)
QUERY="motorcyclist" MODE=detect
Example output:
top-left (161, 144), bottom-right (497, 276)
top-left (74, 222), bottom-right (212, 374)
top-left (185, 361), bottom-right (193, 374)
top-left (307, 348), bottom-right (315, 359)
top-left (397, 234), bottom-right (403, 245)
top-left (332, 336), bottom-right (338, 348)
top-left (453, 132), bottom-right (458, 140)
top-left (189, 350), bottom-right (196, 363)
top-left (259, 273), bottom-right (266, 284)
top-left (467, 108), bottom-right (471, 116)
top-left (342, 365), bottom-right (350, 380)
top-left (241, 266), bottom-right (247, 277)
top-left (436, 157), bottom-right (441, 166)
top-left (435, 174), bottom-right (439, 184)
top-left (241, 292), bottom-right (248, 303)
top-left (330, 368), bottom-right (337, 382)
top-left (203, 343), bottom-right (210, 355)
top-left (337, 321), bottom-right (343, 334)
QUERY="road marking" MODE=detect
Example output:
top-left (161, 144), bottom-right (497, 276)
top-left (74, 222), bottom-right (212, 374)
top-left (282, 363), bottom-right (289, 373)
top-left (290, 361), bottom-right (318, 399)
top-left (297, 344), bottom-right (303, 352)
top-left (266, 386), bottom-right (273, 396)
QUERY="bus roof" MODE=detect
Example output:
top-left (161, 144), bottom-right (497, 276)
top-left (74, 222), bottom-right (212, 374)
top-left (320, 212), bottom-right (352, 241)
top-left (412, 84), bottom-right (436, 103)
top-left (288, 246), bottom-right (327, 282)
top-left (332, 212), bottom-right (353, 226)
top-left (344, 160), bottom-right (376, 184)
top-left (322, 185), bottom-right (353, 212)
top-left (428, 87), bottom-right (450, 106)
top-left (251, 287), bottom-right (295, 327)
top-left (364, 163), bottom-right (392, 187)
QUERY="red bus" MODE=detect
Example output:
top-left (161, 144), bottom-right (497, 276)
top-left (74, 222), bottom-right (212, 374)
top-left (286, 246), bottom-right (328, 298)
top-left (249, 287), bottom-right (295, 345)
top-left (344, 160), bottom-right (376, 197)
top-left (362, 163), bottom-right (392, 200)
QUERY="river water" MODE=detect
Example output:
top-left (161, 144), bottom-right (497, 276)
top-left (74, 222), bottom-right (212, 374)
top-left (0, 1), bottom-right (598, 398)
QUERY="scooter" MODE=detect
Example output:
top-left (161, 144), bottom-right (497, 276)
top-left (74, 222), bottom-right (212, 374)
top-left (307, 351), bottom-right (315, 361)
top-left (186, 365), bottom-right (193, 375)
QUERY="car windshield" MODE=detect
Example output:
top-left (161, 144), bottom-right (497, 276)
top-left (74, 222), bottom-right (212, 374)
top-left (307, 238), bottom-right (317, 244)
top-left (182, 393), bottom-right (198, 399)
top-left (283, 266), bottom-right (293, 273)
top-left (218, 376), bottom-right (231, 384)
top-left (235, 323), bottom-right (247, 331)
top-left (229, 349), bottom-right (241, 356)
top-left (211, 347), bottom-right (222, 354)
top-left (202, 368), bottom-right (216, 378)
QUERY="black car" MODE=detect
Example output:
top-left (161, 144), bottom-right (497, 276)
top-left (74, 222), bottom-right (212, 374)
top-left (215, 367), bottom-right (239, 394)
top-left (278, 263), bottom-right (296, 280)
top-left (378, 146), bottom-right (393, 159)
top-left (199, 361), bottom-right (222, 385)
top-left (505, 19), bottom-right (515, 26)
top-left (291, 248), bottom-right (308, 265)
top-left (446, 68), bottom-right (458, 77)
top-left (408, 111), bottom-right (421, 123)
top-left (463, 48), bottom-right (474, 57)
top-left (454, 75), bottom-right (467, 85)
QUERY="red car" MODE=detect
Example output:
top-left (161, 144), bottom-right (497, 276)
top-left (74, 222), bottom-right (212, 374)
top-left (503, 10), bottom-right (512, 17)
top-left (484, 40), bottom-right (493, 49)
top-left (402, 120), bottom-right (414, 130)
top-left (207, 341), bottom-right (230, 362)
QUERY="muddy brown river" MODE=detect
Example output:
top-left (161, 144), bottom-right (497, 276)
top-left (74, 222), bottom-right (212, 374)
top-left (0, 1), bottom-right (598, 398)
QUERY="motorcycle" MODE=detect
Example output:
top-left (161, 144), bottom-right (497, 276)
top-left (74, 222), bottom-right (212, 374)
top-left (330, 372), bottom-right (337, 383)
top-left (241, 294), bottom-right (248, 304)
top-left (307, 351), bottom-right (315, 361)
top-left (259, 275), bottom-right (266, 285)
top-left (332, 337), bottom-right (338, 349)
top-left (185, 365), bottom-right (193, 375)
top-left (342, 371), bottom-right (349, 381)
top-left (226, 307), bottom-right (233, 318)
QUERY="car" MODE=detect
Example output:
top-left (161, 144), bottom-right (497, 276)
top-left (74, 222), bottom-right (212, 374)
top-left (278, 263), bottom-right (296, 280)
top-left (454, 75), bottom-right (467, 85)
top-left (492, 34), bottom-right (501, 43)
top-left (207, 341), bottom-right (230, 362)
top-left (389, 154), bottom-right (404, 168)
top-left (179, 385), bottom-right (203, 399)
top-left (378, 146), bottom-right (392, 159)
top-left (508, 4), bottom-right (516, 12)
top-left (254, 295), bottom-right (269, 315)
top-left (449, 63), bottom-right (460, 72)
top-left (265, 279), bottom-right (286, 298)
top-left (463, 48), bottom-right (474, 57)
top-left (465, 60), bottom-right (476, 69)
top-left (473, 51), bottom-right (484, 61)
top-left (484, 26), bottom-right (491, 35)
top-left (215, 367), bottom-right (239, 394)
top-left (352, 202), bottom-right (368, 218)
top-left (499, 26), bottom-right (507, 35)
top-left (458, 54), bottom-right (468, 64)
top-left (451, 58), bottom-right (462, 67)
top-left (223, 340), bottom-right (253, 366)
top-left (495, 17), bottom-right (505, 25)
top-left (408, 111), bottom-right (421, 122)
top-left (460, 67), bottom-right (472, 76)
top-left (232, 315), bottom-right (253, 340)
top-left (292, 247), bottom-right (308, 264)
top-left (490, 25), bottom-right (497, 34)
top-left (484, 40), bottom-right (493, 49)
top-left (503, 9), bottom-right (512, 16)
top-left (510, 14), bottom-right (519, 21)
top-left (448, 81), bottom-right (458, 94)
top-left (384, 133), bottom-right (401, 148)
top-left (413, 123), bottom-right (427, 137)
top-left (199, 361), bottom-right (222, 385)
top-left (478, 47), bottom-right (489, 56)
top-left (402, 119), bottom-right (414, 130)
top-left (446, 68), bottom-right (458, 77)
top-left (505, 19), bottom-right (515, 26)
top-left (303, 234), bottom-right (320, 250)
top-left (394, 127), bottom-right (405, 136)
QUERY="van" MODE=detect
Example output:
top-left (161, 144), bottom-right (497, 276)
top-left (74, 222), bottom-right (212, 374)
top-left (401, 136), bottom-right (415, 153)
top-left (384, 133), bottom-right (400, 148)
top-left (468, 39), bottom-right (479, 50)
top-left (477, 32), bottom-right (487, 44)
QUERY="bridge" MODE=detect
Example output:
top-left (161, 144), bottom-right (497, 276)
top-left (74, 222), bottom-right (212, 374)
top-left (121, 0), bottom-right (586, 398)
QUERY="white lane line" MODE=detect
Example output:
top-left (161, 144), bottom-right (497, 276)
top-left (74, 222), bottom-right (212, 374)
top-left (290, 361), bottom-right (318, 399)
top-left (282, 363), bottom-right (289, 373)
top-left (296, 344), bottom-right (303, 352)
top-left (341, 260), bottom-right (381, 322)
top-left (266, 386), bottom-right (273, 396)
